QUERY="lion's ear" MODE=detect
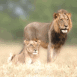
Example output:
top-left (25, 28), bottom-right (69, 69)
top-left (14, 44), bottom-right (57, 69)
top-left (24, 40), bottom-right (26, 44)
top-left (24, 40), bottom-right (29, 45)
top-left (68, 13), bottom-right (71, 18)
top-left (53, 13), bottom-right (59, 19)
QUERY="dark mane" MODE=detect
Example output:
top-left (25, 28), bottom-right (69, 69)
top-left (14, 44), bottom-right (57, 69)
top-left (51, 30), bottom-right (67, 49)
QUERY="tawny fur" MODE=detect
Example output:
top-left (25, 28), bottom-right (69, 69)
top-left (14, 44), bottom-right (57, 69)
top-left (24, 9), bottom-right (72, 62)
top-left (8, 40), bottom-right (41, 64)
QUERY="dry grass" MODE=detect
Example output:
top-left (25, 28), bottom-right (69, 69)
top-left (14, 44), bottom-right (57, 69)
top-left (0, 42), bottom-right (77, 77)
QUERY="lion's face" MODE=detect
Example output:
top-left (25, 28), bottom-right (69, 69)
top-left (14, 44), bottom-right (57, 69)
top-left (24, 40), bottom-right (41, 55)
top-left (53, 11), bottom-right (72, 33)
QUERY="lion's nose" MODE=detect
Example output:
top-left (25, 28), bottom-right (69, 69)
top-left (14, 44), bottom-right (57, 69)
top-left (64, 25), bottom-right (68, 27)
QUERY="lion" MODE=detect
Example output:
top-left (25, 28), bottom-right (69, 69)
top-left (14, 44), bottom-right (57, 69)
top-left (8, 40), bottom-right (41, 64)
top-left (24, 9), bottom-right (72, 63)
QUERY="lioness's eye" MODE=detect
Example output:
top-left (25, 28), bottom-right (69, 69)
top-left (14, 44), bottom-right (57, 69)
top-left (60, 19), bottom-right (63, 21)
top-left (30, 44), bottom-right (33, 46)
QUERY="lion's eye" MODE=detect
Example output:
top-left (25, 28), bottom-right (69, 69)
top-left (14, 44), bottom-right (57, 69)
top-left (67, 18), bottom-right (69, 20)
top-left (60, 19), bottom-right (63, 21)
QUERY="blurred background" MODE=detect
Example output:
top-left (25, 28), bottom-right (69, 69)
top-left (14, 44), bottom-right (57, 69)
top-left (0, 0), bottom-right (77, 45)
top-left (0, 1), bottom-right (77, 75)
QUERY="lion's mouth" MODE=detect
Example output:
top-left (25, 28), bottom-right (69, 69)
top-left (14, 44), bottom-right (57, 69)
top-left (61, 29), bottom-right (68, 33)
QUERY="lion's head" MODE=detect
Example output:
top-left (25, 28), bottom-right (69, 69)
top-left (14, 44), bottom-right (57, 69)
top-left (53, 9), bottom-right (72, 33)
top-left (24, 40), bottom-right (41, 55)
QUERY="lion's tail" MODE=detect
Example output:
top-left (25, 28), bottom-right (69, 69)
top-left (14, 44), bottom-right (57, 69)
top-left (7, 53), bottom-right (15, 63)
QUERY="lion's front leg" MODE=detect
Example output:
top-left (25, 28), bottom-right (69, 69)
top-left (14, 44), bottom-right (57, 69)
top-left (47, 45), bottom-right (60, 63)
top-left (32, 57), bottom-right (41, 65)
top-left (51, 49), bottom-right (60, 62)
top-left (25, 53), bottom-right (32, 64)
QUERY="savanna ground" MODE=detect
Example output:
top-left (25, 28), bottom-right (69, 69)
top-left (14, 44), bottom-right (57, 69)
top-left (0, 41), bottom-right (77, 77)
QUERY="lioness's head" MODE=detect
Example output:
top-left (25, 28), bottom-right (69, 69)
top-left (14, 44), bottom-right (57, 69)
top-left (53, 9), bottom-right (72, 33)
top-left (24, 40), bottom-right (41, 55)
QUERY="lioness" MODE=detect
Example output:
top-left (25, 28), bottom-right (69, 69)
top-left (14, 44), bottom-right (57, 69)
top-left (8, 40), bottom-right (41, 64)
top-left (24, 9), bottom-right (72, 63)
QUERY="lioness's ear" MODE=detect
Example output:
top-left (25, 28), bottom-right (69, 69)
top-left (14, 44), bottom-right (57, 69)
top-left (53, 13), bottom-right (59, 19)
top-left (68, 13), bottom-right (71, 18)
top-left (37, 40), bottom-right (41, 45)
top-left (24, 40), bottom-right (29, 45)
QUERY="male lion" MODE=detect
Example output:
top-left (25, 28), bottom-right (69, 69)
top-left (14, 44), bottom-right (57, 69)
top-left (8, 40), bottom-right (41, 64)
top-left (24, 9), bottom-right (72, 63)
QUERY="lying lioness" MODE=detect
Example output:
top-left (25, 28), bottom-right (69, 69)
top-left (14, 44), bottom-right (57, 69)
top-left (8, 40), bottom-right (41, 64)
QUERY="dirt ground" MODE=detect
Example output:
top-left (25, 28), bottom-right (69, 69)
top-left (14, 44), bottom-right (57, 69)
top-left (0, 42), bottom-right (77, 77)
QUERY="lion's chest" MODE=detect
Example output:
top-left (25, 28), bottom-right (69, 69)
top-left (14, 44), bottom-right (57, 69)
top-left (51, 32), bottom-right (67, 48)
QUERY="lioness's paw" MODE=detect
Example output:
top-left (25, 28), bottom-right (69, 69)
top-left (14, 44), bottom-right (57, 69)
top-left (26, 58), bottom-right (32, 65)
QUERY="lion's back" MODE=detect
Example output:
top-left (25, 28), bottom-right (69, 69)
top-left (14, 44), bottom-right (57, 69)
top-left (24, 22), bottom-right (51, 42)
top-left (25, 22), bottom-right (50, 30)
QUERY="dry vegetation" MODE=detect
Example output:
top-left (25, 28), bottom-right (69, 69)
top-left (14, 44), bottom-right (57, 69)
top-left (0, 41), bottom-right (77, 77)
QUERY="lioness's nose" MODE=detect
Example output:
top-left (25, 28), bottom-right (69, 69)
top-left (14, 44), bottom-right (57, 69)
top-left (64, 25), bottom-right (68, 27)
top-left (34, 50), bottom-right (37, 52)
